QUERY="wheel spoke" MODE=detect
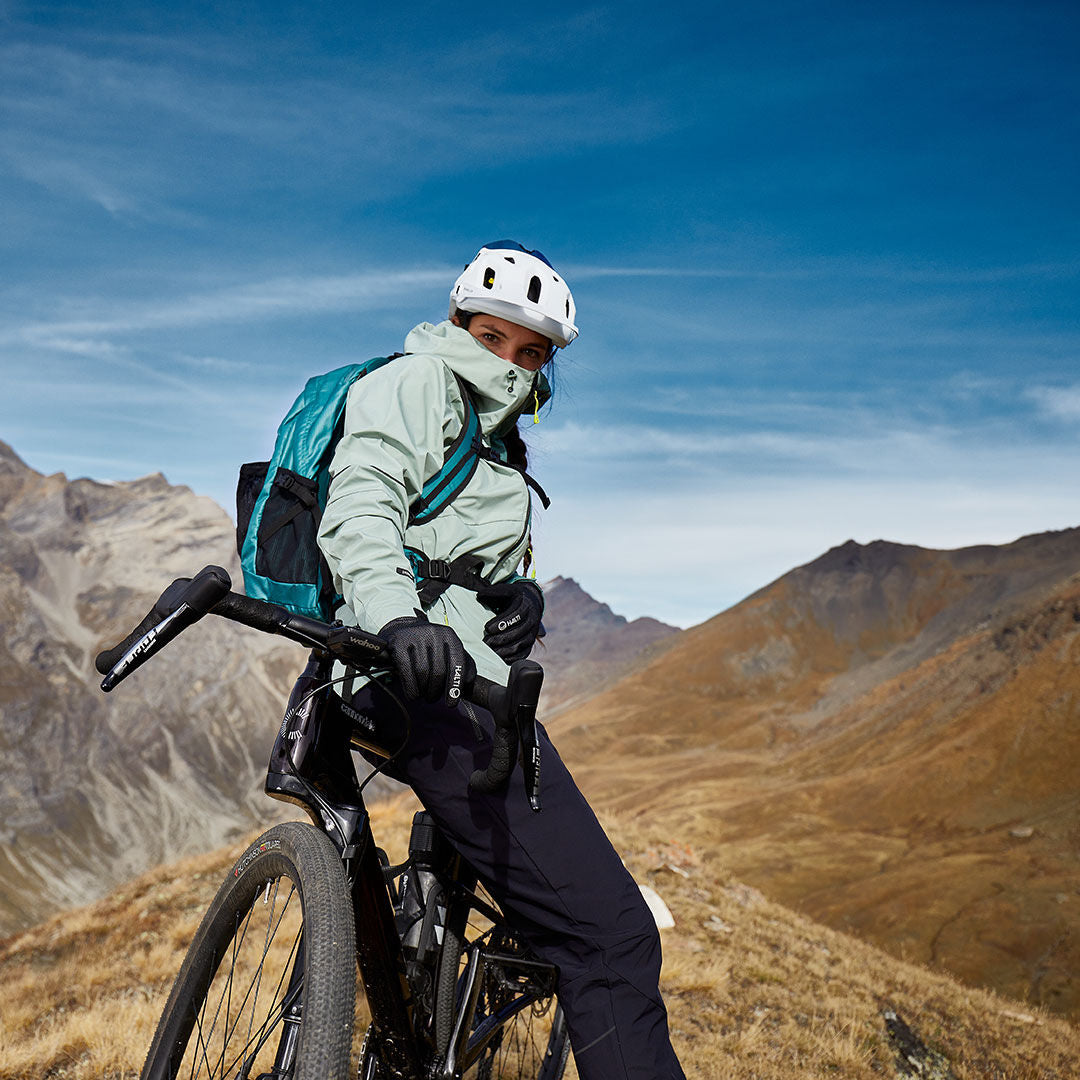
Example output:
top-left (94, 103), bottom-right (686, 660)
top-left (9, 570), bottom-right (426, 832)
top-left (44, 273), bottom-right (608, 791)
top-left (142, 824), bottom-right (354, 1080)
top-left (213, 883), bottom-right (304, 1078)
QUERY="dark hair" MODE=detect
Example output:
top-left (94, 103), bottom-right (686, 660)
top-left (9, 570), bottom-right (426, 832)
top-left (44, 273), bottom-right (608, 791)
top-left (501, 423), bottom-right (529, 471)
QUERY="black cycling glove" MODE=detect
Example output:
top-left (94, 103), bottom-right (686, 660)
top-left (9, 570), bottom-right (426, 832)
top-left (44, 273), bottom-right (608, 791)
top-left (478, 579), bottom-right (544, 664)
top-left (379, 615), bottom-right (475, 707)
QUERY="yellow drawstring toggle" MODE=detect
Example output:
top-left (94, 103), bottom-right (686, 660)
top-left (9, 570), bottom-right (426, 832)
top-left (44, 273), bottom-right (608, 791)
top-left (533, 390), bottom-right (541, 425)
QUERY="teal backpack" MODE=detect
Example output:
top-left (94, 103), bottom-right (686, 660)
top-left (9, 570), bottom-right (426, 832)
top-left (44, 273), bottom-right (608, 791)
top-left (236, 355), bottom-right (485, 620)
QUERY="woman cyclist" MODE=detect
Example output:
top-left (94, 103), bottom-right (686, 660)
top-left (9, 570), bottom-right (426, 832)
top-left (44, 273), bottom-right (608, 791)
top-left (317, 241), bottom-right (685, 1080)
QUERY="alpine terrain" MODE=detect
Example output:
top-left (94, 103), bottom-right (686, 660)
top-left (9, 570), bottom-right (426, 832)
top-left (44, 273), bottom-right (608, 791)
top-left (533, 575), bottom-right (678, 714)
top-left (5, 436), bottom-right (1080, 1027)
top-left (545, 529), bottom-right (1080, 1019)
top-left (0, 439), bottom-right (308, 933)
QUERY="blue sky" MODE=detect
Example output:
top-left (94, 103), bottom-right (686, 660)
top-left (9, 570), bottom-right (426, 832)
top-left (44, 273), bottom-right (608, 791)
top-left (2, 1), bottom-right (1078, 627)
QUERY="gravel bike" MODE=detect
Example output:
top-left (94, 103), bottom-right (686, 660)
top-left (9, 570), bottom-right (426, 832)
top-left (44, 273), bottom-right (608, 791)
top-left (96, 564), bottom-right (570, 1080)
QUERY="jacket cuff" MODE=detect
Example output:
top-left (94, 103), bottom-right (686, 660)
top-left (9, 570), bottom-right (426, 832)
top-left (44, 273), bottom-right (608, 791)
top-left (507, 574), bottom-right (545, 614)
top-left (347, 582), bottom-right (422, 636)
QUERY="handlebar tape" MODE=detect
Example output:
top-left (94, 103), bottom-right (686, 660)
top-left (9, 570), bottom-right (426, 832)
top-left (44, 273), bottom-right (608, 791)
top-left (95, 577), bottom-right (190, 674)
top-left (468, 718), bottom-right (519, 796)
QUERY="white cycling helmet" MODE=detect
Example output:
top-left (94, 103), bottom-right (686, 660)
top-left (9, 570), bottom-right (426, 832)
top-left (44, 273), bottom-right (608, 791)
top-left (450, 240), bottom-right (578, 347)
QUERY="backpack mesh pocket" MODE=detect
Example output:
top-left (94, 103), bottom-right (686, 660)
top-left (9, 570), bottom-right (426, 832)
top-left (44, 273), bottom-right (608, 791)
top-left (236, 461), bottom-right (269, 558)
top-left (254, 467), bottom-right (324, 585)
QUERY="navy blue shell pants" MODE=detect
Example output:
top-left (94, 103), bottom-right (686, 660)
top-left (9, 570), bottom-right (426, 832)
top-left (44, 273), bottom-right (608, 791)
top-left (366, 692), bottom-right (686, 1080)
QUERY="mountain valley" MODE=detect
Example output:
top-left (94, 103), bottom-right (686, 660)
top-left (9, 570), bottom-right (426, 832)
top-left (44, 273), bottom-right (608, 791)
top-left (3, 436), bottom-right (1080, 1025)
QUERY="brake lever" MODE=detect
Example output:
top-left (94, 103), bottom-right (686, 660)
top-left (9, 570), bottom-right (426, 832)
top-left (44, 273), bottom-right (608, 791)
top-left (468, 660), bottom-right (544, 811)
top-left (512, 663), bottom-right (544, 812)
top-left (100, 566), bottom-right (232, 691)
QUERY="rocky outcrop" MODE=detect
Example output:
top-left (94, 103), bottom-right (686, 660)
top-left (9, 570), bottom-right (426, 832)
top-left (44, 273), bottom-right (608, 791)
top-left (533, 576), bottom-right (679, 714)
top-left (0, 442), bottom-right (679, 933)
top-left (0, 441), bottom-right (308, 933)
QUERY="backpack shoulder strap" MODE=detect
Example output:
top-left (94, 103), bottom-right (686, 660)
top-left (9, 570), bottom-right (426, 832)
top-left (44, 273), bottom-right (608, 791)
top-left (408, 373), bottom-right (482, 526)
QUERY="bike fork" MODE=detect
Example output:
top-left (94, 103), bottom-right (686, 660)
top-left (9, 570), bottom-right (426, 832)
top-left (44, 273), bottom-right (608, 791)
top-left (243, 936), bottom-right (306, 1080)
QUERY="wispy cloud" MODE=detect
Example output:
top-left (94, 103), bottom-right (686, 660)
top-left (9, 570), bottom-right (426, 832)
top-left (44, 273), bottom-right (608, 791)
top-left (0, 32), bottom-right (670, 221)
top-left (536, 470), bottom-right (1080, 626)
top-left (173, 353), bottom-right (255, 372)
top-left (3, 149), bottom-right (136, 217)
top-left (539, 389), bottom-right (1059, 482)
top-left (1026, 383), bottom-right (1080, 422)
top-left (2, 270), bottom-right (448, 346)
top-left (570, 260), bottom-right (1080, 285)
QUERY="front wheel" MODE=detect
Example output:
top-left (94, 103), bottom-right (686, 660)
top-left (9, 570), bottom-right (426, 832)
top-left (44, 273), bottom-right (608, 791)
top-left (141, 822), bottom-right (356, 1080)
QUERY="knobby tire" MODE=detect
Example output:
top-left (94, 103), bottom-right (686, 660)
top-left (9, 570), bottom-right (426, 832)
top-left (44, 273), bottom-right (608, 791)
top-left (140, 821), bottom-right (356, 1080)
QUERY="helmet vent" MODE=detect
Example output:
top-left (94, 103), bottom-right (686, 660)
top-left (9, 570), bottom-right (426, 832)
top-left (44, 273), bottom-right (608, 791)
top-left (527, 276), bottom-right (542, 303)
top-left (483, 268), bottom-right (496, 290)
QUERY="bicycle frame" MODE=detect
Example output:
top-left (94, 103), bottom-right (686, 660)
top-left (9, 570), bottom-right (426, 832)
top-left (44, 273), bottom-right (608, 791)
top-left (442, 945), bottom-right (559, 1078)
top-left (265, 651), bottom-right (559, 1080)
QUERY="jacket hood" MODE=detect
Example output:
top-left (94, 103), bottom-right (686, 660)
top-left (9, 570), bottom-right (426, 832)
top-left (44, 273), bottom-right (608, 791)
top-left (404, 320), bottom-right (552, 436)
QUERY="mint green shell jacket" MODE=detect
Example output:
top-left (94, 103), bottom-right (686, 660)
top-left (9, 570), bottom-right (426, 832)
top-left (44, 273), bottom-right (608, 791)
top-left (317, 320), bottom-right (550, 684)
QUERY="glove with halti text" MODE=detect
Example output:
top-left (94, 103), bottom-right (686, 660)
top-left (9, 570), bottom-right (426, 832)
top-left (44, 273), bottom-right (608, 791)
top-left (478, 579), bottom-right (544, 664)
top-left (379, 615), bottom-right (475, 708)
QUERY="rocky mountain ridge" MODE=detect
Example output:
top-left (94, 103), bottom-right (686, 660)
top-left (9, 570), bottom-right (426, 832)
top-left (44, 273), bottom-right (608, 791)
top-left (7, 436), bottom-right (1080, 1020)
top-left (0, 441), bottom-right (671, 933)
top-left (0, 440), bottom-right (309, 932)
top-left (533, 575), bottom-right (679, 714)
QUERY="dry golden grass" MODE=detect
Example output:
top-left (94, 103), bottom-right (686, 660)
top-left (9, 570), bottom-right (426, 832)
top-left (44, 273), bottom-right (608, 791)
top-left (2, 794), bottom-right (1079, 1079)
top-left (545, 577), bottom-right (1080, 1022)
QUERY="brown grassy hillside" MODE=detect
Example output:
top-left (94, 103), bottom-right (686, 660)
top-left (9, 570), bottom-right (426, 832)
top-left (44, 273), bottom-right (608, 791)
top-left (2, 793), bottom-right (1078, 1079)
top-left (545, 532), bottom-right (1080, 1020)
